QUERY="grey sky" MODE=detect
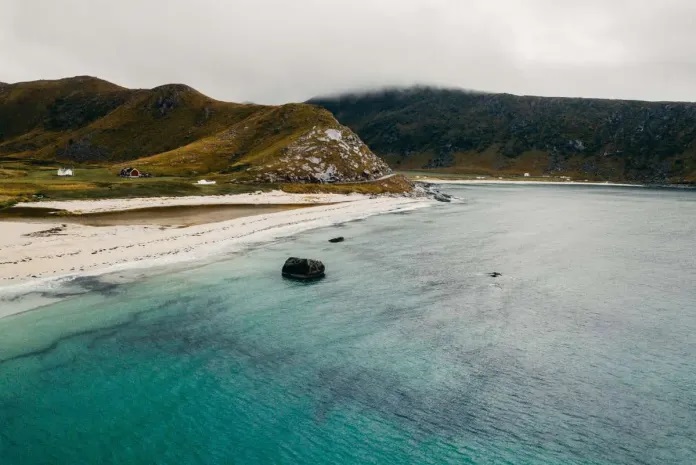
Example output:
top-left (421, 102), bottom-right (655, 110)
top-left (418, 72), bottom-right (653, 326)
top-left (2, 0), bottom-right (696, 104)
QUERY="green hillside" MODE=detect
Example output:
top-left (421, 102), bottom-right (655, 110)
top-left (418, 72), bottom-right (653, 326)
top-left (310, 87), bottom-right (696, 183)
top-left (0, 77), bottom-right (397, 206)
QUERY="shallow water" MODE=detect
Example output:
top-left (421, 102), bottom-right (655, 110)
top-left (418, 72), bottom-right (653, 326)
top-left (0, 204), bottom-right (312, 227)
top-left (1, 185), bottom-right (695, 464)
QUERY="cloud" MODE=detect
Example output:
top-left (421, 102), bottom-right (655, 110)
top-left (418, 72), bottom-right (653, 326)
top-left (2, 0), bottom-right (696, 103)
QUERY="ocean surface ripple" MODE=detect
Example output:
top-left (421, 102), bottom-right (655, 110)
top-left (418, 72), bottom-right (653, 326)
top-left (1, 185), bottom-right (695, 464)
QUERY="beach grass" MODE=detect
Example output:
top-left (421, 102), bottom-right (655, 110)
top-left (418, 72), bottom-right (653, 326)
top-left (0, 161), bottom-right (415, 209)
top-left (0, 161), bottom-right (266, 207)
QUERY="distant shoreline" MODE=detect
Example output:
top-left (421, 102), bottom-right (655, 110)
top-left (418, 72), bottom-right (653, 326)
top-left (405, 174), bottom-right (696, 189)
top-left (415, 178), bottom-right (643, 187)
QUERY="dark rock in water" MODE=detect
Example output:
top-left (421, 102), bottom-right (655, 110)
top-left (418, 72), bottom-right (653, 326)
top-left (282, 257), bottom-right (326, 280)
top-left (434, 193), bottom-right (451, 203)
top-left (328, 237), bottom-right (345, 243)
top-left (489, 272), bottom-right (502, 278)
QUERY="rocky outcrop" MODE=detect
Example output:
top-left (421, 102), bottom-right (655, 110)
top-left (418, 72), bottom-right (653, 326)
top-left (250, 126), bottom-right (391, 184)
top-left (150, 84), bottom-right (197, 117)
top-left (433, 192), bottom-right (452, 203)
top-left (410, 183), bottom-right (456, 202)
top-left (282, 257), bottom-right (326, 280)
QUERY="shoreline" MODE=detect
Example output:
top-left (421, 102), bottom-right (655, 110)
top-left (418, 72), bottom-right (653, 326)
top-left (414, 178), bottom-right (643, 187)
top-left (0, 203), bottom-right (318, 227)
top-left (10, 190), bottom-right (360, 214)
top-left (0, 192), bottom-right (431, 318)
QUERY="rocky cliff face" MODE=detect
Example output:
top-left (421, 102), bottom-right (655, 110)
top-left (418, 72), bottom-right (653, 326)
top-left (249, 125), bottom-right (390, 183)
top-left (311, 87), bottom-right (696, 183)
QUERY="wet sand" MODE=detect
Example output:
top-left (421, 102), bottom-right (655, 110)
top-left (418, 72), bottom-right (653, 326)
top-left (0, 204), bottom-right (315, 227)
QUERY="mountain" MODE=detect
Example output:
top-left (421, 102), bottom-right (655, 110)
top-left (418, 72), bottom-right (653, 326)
top-left (0, 76), bottom-right (390, 183)
top-left (310, 87), bottom-right (696, 183)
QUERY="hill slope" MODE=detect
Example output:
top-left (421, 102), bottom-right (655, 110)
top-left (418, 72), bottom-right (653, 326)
top-left (0, 77), bottom-right (390, 183)
top-left (310, 87), bottom-right (696, 183)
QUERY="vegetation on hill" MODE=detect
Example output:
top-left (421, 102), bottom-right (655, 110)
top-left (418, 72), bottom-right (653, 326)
top-left (0, 77), bottom-right (397, 206)
top-left (310, 87), bottom-right (696, 183)
top-left (133, 103), bottom-right (389, 182)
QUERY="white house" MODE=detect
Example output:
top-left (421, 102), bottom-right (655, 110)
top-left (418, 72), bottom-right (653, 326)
top-left (524, 172), bottom-right (530, 177)
top-left (57, 168), bottom-right (73, 176)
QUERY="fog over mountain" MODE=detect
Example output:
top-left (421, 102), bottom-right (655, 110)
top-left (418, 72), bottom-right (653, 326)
top-left (3, 0), bottom-right (696, 104)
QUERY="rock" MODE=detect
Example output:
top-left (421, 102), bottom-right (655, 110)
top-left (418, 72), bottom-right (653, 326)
top-left (489, 272), bottom-right (502, 278)
top-left (328, 237), bottom-right (345, 243)
top-left (413, 183), bottom-right (455, 202)
top-left (282, 257), bottom-right (326, 280)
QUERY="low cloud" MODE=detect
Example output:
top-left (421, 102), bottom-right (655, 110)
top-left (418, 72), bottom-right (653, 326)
top-left (2, 0), bottom-right (696, 103)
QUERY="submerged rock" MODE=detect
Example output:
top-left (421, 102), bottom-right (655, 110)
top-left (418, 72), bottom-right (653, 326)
top-left (328, 237), bottom-right (345, 243)
top-left (282, 257), bottom-right (326, 280)
top-left (489, 272), bottom-right (502, 278)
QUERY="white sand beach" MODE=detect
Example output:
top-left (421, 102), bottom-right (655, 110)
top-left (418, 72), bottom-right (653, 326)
top-left (0, 192), bottom-right (430, 316)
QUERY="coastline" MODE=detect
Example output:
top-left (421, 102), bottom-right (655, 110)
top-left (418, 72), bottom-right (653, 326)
top-left (0, 192), bottom-right (431, 318)
top-left (415, 178), bottom-right (642, 187)
top-left (10, 190), bottom-right (362, 214)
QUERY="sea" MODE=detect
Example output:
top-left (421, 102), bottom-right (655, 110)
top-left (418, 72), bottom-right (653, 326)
top-left (0, 184), bottom-right (694, 464)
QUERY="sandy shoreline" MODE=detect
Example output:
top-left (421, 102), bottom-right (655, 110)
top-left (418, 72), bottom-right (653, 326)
top-left (11, 190), bottom-right (360, 214)
top-left (0, 204), bottom-right (315, 227)
top-left (416, 178), bottom-right (642, 187)
top-left (0, 192), bottom-right (431, 317)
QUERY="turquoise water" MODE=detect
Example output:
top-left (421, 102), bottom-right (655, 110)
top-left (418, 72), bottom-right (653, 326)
top-left (1, 185), bottom-right (695, 464)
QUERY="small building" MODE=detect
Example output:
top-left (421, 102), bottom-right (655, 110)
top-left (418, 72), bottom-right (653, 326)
top-left (120, 167), bottom-right (141, 178)
top-left (57, 168), bottom-right (73, 177)
top-left (524, 172), bottom-right (530, 177)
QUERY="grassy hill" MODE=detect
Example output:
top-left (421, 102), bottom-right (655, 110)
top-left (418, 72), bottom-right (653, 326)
top-left (310, 87), bottom-right (696, 183)
top-left (0, 77), bottom-right (397, 206)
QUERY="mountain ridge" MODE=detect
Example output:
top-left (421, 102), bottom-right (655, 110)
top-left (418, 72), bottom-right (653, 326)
top-left (0, 76), bottom-right (391, 183)
top-left (310, 87), bottom-right (696, 183)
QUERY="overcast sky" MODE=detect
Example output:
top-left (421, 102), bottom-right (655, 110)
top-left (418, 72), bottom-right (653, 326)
top-left (2, 0), bottom-right (696, 104)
